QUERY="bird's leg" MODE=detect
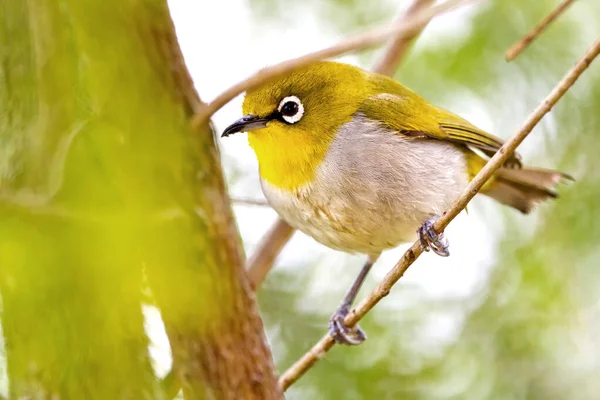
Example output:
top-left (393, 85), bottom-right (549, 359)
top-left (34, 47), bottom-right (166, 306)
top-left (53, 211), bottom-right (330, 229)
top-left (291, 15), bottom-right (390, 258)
top-left (418, 215), bottom-right (450, 257)
top-left (329, 254), bottom-right (379, 345)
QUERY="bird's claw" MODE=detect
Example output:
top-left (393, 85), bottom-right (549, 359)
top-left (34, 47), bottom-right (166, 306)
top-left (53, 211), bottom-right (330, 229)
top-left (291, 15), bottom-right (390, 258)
top-left (418, 216), bottom-right (450, 257)
top-left (328, 305), bottom-right (366, 345)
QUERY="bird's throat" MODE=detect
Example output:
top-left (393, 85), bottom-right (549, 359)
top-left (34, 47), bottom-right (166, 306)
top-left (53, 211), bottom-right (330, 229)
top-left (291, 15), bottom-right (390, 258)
top-left (248, 131), bottom-right (330, 192)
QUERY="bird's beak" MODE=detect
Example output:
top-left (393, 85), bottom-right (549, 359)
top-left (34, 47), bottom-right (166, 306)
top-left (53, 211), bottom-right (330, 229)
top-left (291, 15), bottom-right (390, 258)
top-left (222, 114), bottom-right (270, 137)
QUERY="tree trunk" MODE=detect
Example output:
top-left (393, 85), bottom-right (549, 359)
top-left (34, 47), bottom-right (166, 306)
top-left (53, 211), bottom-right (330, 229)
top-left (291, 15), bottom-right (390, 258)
top-left (0, 1), bottom-right (281, 399)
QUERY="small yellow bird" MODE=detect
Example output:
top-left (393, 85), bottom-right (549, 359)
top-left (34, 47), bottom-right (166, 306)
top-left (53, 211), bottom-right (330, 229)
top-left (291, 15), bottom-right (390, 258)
top-left (223, 61), bottom-right (570, 345)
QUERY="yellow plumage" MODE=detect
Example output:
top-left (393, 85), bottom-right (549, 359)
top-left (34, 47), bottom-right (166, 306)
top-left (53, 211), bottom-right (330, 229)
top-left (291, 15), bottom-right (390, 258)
top-left (240, 61), bottom-right (566, 212)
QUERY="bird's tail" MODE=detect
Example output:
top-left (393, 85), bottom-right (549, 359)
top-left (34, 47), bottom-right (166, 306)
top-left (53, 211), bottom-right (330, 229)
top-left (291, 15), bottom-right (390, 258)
top-left (482, 167), bottom-right (573, 214)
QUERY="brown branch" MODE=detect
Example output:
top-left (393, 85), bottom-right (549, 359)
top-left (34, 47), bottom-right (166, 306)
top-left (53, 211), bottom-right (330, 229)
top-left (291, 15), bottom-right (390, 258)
top-left (246, 219), bottom-right (295, 289)
top-left (372, 0), bottom-right (436, 75)
top-left (190, 0), bottom-right (476, 129)
top-left (505, 0), bottom-right (577, 61)
top-left (279, 36), bottom-right (600, 391)
top-left (248, 218), bottom-right (296, 290)
top-left (155, 10), bottom-right (281, 400)
top-left (244, 0), bottom-right (450, 290)
top-left (232, 197), bottom-right (270, 207)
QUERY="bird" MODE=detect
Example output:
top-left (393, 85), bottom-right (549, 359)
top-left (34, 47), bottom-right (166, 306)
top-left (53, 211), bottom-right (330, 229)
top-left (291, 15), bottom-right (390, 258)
top-left (222, 61), bottom-right (571, 345)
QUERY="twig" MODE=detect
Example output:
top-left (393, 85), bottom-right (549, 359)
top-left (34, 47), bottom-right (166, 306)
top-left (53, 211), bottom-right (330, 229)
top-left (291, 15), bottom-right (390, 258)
top-left (372, 0), bottom-right (436, 75)
top-left (247, 218), bottom-right (296, 290)
top-left (505, 0), bottom-right (577, 61)
top-left (190, 0), bottom-right (476, 129)
top-left (244, 0), bottom-right (448, 291)
top-left (279, 36), bottom-right (600, 391)
top-left (232, 197), bottom-right (270, 207)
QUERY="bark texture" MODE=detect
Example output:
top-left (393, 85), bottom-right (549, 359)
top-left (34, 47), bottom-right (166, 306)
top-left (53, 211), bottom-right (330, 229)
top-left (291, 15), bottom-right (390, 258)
top-left (0, 1), bottom-right (281, 399)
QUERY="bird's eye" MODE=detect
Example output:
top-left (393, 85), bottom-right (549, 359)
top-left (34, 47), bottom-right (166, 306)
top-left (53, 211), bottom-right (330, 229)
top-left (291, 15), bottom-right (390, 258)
top-left (277, 95), bottom-right (304, 124)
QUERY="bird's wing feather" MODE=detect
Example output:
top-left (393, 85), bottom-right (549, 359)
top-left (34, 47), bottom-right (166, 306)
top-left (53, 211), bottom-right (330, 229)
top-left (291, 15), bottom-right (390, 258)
top-left (359, 74), bottom-right (521, 166)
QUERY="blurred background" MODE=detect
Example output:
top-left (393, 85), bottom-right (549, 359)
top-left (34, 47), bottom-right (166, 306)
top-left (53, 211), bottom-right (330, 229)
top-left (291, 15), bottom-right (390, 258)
top-left (2, 0), bottom-right (600, 398)
top-left (169, 0), bottom-right (600, 399)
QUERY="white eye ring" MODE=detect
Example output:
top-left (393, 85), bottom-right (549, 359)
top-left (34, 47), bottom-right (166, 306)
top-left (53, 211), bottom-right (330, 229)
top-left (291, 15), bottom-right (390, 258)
top-left (278, 95), bottom-right (304, 124)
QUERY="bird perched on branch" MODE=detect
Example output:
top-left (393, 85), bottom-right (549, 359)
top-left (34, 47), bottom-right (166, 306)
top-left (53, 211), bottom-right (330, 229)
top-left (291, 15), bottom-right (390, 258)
top-left (222, 61), bottom-right (570, 345)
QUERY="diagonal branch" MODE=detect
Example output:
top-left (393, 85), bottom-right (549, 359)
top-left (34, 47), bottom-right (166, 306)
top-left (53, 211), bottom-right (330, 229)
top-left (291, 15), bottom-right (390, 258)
top-left (279, 36), bottom-right (600, 391)
top-left (372, 0), bottom-right (436, 75)
top-left (232, 197), bottom-right (270, 207)
top-left (246, 222), bottom-right (294, 290)
top-left (246, 0), bottom-right (451, 290)
top-left (505, 0), bottom-right (577, 61)
top-left (190, 0), bottom-right (475, 129)
top-left (247, 218), bottom-right (296, 290)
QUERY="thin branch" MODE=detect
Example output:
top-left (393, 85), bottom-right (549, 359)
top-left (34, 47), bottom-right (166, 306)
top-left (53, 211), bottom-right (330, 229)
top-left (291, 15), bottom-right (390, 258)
top-left (247, 218), bottom-right (296, 290)
top-left (246, 219), bottom-right (295, 289)
top-left (372, 0), bottom-right (436, 75)
top-left (190, 0), bottom-right (476, 129)
top-left (244, 0), bottom-right (448, 291)
top-left (279, 36), bottom-right (600, 391)
top-left (505, 0), bottom-right (577, 61)
top-left (232, 197), bottom-right (270, 207)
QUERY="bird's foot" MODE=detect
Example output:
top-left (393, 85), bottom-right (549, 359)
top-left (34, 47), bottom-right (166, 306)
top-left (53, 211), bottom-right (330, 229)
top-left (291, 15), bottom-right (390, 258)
top-left (418, 215), bottom-right (450, 257)
top-left (328, 304), bottom-right (366, 346)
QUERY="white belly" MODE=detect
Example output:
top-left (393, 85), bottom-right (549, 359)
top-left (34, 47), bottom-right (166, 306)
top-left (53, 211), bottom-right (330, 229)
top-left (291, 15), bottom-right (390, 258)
top-left (261, 115), bottom-right (469, 254)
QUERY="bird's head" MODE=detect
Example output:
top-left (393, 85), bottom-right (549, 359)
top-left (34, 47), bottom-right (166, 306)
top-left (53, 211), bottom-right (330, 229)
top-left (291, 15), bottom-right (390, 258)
top-left (223, 61), bottom-right (368, 190)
